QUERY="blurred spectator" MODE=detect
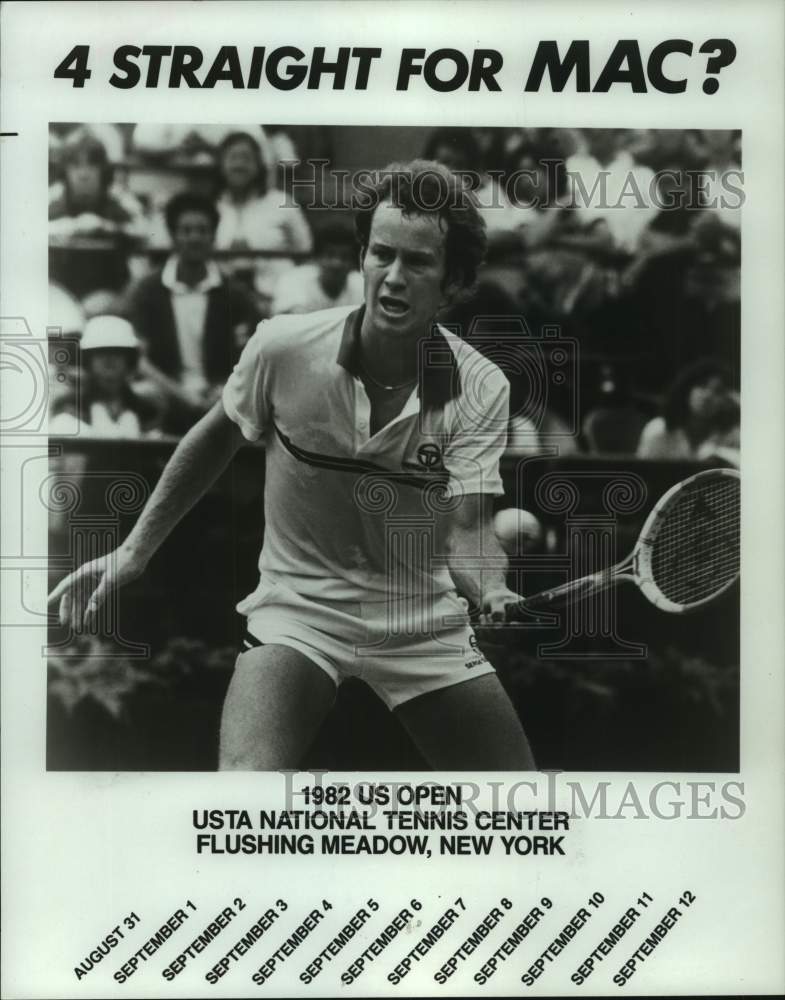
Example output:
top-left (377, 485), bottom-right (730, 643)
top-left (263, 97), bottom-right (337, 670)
top-left (122, 192), bottom-right (260, 433)
top-left (501, 147), bottom-right (624, 324)
top-left (566, 128), bottom-right (657, 253)
top-left (271, 222), bottom-right (362, 314)
top-left (625, 165), bottom-right (738, 294)
top-left (500, 128), bottom-right (580, 221)
top-left (49, 123), bottom-right (128, 190)
top-left (424, 128), bottom-right (525, 238)
top-left (620, 166), bottom-right (700, 292)
top-left (265, 126), bottom-right (299, 165)
top-left (693, 129), bottom-right (741, 171)
top-left (615, 164), bottom-right (739, 392)
top-left (514, 127), bottom-right (579, 161)
top-left (466, 127), bottom-right (521, 235)
top-left (506, 410), bottom-right (580, 458)
top-left (265, 125), bottom-right (301, 189)
top-left (423, 127), bottom-right (480, 175)
top-left (458, 129), bottom-right (628, 330)
top-left (505, 413), bottom-right (543, 457)
top-left (637, 359), bottom-right (739, 465)
top-left (683, 211), bottom-right (740, 325)
top-left (48, 281), bottom-right (85, 340)
top-left (582, 364), bottom-right (647, 454)
top-left (81, 289), bottom-right (124, 319)
top-left (214, 129), bottom-right (313, 302)
top-left (49, 316), bottom-right (161, 438)
top-left (692, 129), bottom-right (742, 240)
top-left (131, 124), bottom-right (239, 165)
top-left (49, 129), bottom-right (146, 298)
top-left (472, 127), bottom-right (507, 173)
top-left (131, 123), bottom-right (301, 171)
top-left (628, 129), bottom-right (705, 173)
top-left (503, 149), bottom-right (571, 246)
top-left (50, 123), bottom-right (128, 164)
top-left (444, 286), bottom-right (580, 459)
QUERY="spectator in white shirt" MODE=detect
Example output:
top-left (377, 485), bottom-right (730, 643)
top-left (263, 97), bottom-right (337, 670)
top-left (123, 193), bottom-right (260, 433)
top-left (271, 222), bottom-right (363, 315)
top-left (214, 130), bottom-right (313, 303)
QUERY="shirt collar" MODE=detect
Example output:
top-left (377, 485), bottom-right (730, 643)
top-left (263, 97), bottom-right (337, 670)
top-left (161, 256), bottom-right (223, 294)
top-left (336, 307), bottom-right (460, 411)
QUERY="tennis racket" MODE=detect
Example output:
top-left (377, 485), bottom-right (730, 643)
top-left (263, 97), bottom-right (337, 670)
top-left (506, 467), bottom-right (740, 619)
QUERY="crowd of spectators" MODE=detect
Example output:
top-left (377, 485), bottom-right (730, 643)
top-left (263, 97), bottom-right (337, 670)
top-left (47, 123), bottom-right (740, 464)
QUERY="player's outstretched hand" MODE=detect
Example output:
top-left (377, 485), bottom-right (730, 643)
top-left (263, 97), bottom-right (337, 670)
top-left (47, 547), bottom-right (146, 632)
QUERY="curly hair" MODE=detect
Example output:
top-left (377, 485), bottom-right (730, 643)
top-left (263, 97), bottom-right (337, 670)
top-left (353, 159), bottom-right (487, 295)
top-left (164, 192), bottom-right (220, 236)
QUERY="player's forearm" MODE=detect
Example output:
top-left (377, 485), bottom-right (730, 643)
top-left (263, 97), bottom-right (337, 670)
top-left (121, 403), bottom-right (243, 566)
top-left (446, 522), bottom-right (509, 610)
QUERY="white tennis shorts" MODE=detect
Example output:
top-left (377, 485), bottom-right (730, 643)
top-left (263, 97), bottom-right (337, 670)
top-left (240, 577), bottom-right (495, 709)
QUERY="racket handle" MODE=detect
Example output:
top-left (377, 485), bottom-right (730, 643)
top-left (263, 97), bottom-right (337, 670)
top-left (505, 573), bottom-right (607, 620)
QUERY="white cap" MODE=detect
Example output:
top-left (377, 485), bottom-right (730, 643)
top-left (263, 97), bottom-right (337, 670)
top-left (80, 315), bottom-right (140, 353)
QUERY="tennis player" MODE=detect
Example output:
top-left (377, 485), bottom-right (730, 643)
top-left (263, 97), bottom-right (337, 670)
top-left (49, 159), bottom-right (536, 771)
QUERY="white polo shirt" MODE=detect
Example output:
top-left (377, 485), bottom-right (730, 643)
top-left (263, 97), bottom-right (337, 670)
top-left (222, 305), bottom-right (509, 605)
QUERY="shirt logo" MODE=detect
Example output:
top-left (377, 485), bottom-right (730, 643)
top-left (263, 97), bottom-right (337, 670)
top-left (416, 443), bottom-right (443, 469)
top-left (465, 631), bottom-right (488, 669)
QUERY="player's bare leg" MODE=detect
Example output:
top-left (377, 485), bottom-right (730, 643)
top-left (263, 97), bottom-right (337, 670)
top-left (394, 673), bottom-right (536, 770)
top-left (219, 644), bottom-right (336, 770)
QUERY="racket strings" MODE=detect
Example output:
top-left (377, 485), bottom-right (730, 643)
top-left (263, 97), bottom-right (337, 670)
top-left (650, 478), bottom-right (740, 607)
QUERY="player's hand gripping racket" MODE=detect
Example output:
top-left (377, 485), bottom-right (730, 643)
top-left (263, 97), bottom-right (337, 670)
top-left (506, 468), bottom-right (740, 620)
